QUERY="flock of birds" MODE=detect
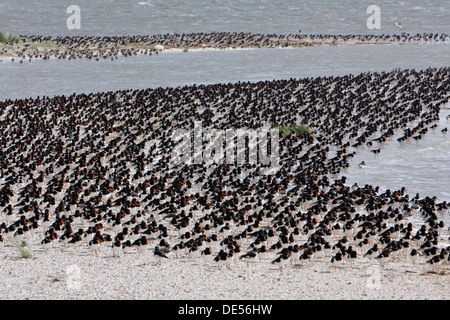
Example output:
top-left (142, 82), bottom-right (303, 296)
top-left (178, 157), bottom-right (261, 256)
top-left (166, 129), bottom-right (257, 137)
top-left (1, 66), bottom-right (449, 272)
top-left (1, 32), bottom-right (449, 63)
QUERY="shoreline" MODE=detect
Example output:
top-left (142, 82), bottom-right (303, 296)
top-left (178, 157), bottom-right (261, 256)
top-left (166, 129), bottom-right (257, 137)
top-left (1, 32), bottom-right (450, 62)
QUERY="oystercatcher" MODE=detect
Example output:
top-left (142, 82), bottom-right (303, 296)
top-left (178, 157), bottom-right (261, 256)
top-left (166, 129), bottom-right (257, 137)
top-left (154, 246), bottom-right (169, 265)
top-left (272, 251), bottom-right (291, 272)
top-left (214, 249), bottom-right (232, 270)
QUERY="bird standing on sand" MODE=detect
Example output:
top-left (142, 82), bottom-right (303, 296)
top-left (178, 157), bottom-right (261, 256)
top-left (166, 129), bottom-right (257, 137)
top-left (200, 247), bottom-right (212, 262)
top-left (214, 249), bottom-right (232, 270)
top-left (331, 252), bottom-right (344, 271)
top-left (154, 246), bottom-right (170, 264)
top-left (427, 253), bottom-right (445, 272)
top-left (112, 240), bottom-right (124, 257)
top-left (376, 250), bottom-right (391, 268)
top-left (240, 249), bottom-right (259, 266)
top-left (272, 252), bottom-right (291, 272)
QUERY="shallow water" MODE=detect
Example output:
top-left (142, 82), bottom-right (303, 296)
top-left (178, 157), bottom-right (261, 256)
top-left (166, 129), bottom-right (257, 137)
top-left (343, 109), bottom-right (450, 205)
top-left (2, 43), bottom-right (450, 101)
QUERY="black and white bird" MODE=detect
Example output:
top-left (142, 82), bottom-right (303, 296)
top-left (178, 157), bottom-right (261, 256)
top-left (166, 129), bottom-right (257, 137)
top-left (214, 249), bottom-right (232, 269)
top-left (272, 251), bottom-right (291, 272)
top-left (154, 246), bottom-right (170, 264)
top-left (239, 249), bottom-right (259, 265)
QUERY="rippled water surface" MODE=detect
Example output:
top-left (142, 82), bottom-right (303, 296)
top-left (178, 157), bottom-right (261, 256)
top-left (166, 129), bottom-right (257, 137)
top-left (2, 43), bottom-right (450, 101)
top-left (1, 0), bottom-right (449, 36)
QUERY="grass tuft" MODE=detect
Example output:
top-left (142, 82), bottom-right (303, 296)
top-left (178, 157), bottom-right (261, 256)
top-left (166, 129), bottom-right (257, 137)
top-left (0, 30), bottom-right (19, 44)
top-left (278, 124), bottom-right (312, 137)
top-left (12, 240), bottom-right (34, 259)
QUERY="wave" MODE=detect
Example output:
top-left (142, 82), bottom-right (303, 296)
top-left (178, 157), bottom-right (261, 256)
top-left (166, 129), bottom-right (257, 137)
top-left (138, 1), bottom-right (154, 6)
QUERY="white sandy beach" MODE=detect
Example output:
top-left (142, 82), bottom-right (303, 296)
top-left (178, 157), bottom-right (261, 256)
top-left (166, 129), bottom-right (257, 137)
top-left (1, 231), bottom-right (449, 300)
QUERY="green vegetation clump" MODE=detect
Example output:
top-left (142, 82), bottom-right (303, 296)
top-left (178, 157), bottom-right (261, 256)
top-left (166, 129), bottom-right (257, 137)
top-left (278, 124), bottom-right (312, 137)
top-left (13, 240), bottom-right (33, 259)
top-left (0, 30), bottom-right (19, 44)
